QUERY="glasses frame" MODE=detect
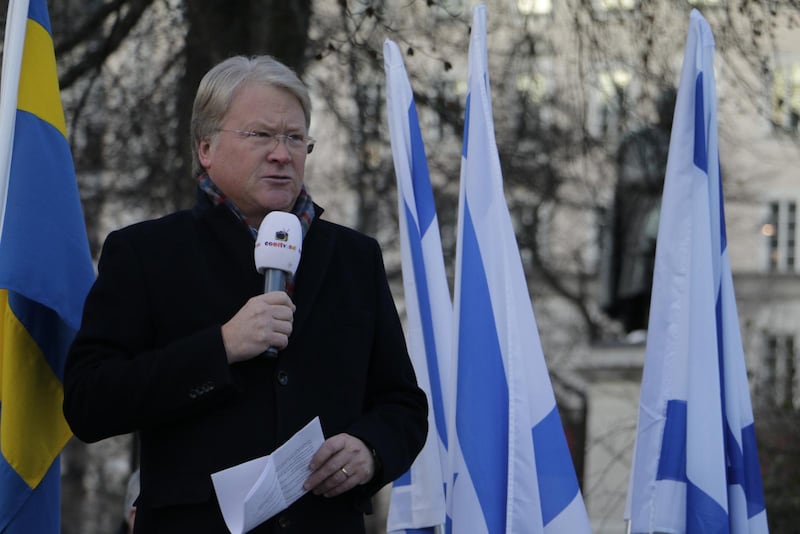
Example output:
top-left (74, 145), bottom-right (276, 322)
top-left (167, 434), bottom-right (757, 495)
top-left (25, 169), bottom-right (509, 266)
top-left (218, 129), bottom-right (316, 154)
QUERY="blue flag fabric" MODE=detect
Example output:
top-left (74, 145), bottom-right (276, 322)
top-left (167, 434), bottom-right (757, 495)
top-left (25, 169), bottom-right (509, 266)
top-left (625, 10), bottom-right (768, 533)
top-left (446, 5), bottom-right (591, 533)
top-left (384, 39), bottom-right (451, 534)
top-left (0, 0), bottom-right (95, 532)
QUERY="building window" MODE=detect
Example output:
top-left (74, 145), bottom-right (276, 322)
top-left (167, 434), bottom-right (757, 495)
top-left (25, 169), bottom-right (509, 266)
top-left (772, 64), bottom-right (800, 134)
top-left (764, 200), bottom-right (798, 273)
top-left (762, 333), bottom-right (798, 410)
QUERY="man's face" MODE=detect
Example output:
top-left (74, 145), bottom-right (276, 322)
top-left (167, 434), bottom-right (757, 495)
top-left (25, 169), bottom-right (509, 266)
top-left (198, 83), bottom-right (308, 225)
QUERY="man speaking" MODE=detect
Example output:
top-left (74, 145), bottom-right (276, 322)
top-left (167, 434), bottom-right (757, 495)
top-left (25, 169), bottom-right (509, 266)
top-left (63, 55), bottom-right (427, 533)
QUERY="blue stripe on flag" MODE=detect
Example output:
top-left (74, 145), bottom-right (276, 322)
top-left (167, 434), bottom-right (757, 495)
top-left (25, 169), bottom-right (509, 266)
top-left (27, 0), bottom-right (52, 33)
top-left (658, 402), bottom-right (730, 531)
top-left (406, 97), bottom-right (448, 448)
top-left (455, 201), bottom-right (509, 531)
top-left (656, 405), bottom-right (731, 532)
top-left (705, 56), bottom-right (765, 520)
top-left (0, 455), bottom-right (61, 532)
top-left (694, 67), bottom-right (729, 533)
top-left (1, 111), bottom-right (93, 329)
top-left (395, 467), bottom-right (412, 487)
top-left (409, 103), bottom-right (435, 235)
top-left (725, 423), bottom-right (744, 488)
top-left (532, 406), bottom-right (581, 526)
top-left (693, 74), bottom-right (707, 173)
top-left (739, 423), bottom-right (766, 517)
top-left (404, 202), bottom-right (448, 449)
top-left (686, 480), bottom-right (728, 533)
top-left (0, 445), bottom-right (31, 525)
top-left (656, 400), bottom-right (687, 483)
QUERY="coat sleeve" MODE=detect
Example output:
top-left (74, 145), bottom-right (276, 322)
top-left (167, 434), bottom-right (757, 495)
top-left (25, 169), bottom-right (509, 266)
top-left (345, 239), bottom-right (428, 497)
top-left (62, 229), bottom-right (235, 443)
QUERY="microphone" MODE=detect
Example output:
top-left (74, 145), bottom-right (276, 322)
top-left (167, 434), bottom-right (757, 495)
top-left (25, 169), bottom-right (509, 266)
top-left (254, 211), bottom-right (302, 357)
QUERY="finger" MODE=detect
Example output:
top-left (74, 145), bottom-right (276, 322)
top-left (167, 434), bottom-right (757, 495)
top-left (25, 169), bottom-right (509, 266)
top-left (270, 306), bottom-right (295, 323)
top-left (303, 464), bottom-right (335, 494)
top-left (311, 436), bottom-right (375, 496)
top-left (304, 438), bottom-right (349, 492)
top-left (309, 436), bottom-right (344, 470)
top-left (307, 451), bottom-right (349, 492)
top-left (321, 466), bottom-right (358, 498)
top-left (262, 291), bottom-right (295, 309)
top-left (312, 459), bottom-right (356, 497)
top-left (265, 320), bottom-right (292, 350)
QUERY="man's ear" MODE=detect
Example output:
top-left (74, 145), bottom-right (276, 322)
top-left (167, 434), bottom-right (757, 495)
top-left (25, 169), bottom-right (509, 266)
top-left (198, 138), bottom-right (213, 168)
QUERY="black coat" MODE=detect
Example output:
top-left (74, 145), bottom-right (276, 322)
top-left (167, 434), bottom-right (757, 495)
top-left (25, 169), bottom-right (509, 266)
top-left (63, 195), bottom-right (427, 533)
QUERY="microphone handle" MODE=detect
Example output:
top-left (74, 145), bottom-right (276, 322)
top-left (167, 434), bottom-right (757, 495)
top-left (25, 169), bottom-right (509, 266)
top-left (262, 269), bottom-right (287, 358)
top-left (264, 268), bottom-right (286, 293)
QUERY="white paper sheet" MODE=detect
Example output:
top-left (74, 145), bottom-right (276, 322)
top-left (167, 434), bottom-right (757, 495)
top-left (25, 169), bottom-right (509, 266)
top-left (211, 416), bottom-right (325, 534)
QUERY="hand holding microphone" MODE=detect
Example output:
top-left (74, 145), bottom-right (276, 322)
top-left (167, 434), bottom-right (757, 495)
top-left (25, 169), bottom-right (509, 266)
top-left (254, 212), bottom-right (302, 357)
top-left (221, 212), bottom-right (302, 363)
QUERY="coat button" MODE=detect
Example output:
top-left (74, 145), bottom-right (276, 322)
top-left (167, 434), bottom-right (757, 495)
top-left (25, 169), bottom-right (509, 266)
top-left (277, 514), bottom-right (291, 528)
top-left (276, 370), bottom-right (289, 386)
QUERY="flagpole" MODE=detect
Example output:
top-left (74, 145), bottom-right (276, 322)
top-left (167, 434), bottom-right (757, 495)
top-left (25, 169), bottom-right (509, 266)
top-left (0, 0), bottom-right (30, 240)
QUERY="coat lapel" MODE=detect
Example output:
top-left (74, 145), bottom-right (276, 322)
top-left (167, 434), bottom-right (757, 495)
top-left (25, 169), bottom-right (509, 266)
top-left (290, 218), bottom-right (336, 341)
top-left (193, 198), bottom-right (262, 296)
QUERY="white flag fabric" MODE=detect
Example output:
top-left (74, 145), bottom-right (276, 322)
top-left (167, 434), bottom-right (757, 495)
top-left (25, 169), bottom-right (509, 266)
top-left (446, 5), bottom-right (591, 533)
top-left (625, 10), bottom-right (768, 533)
top-left (384, 39), bottom-right (451, 534)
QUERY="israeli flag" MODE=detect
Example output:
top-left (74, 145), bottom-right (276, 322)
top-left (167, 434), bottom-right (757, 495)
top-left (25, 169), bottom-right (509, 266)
top-left (446, 5), bottom-right (591, 533)
top-left (384, 39), bottom-right (451, 534)
top-left (625, 10), bottom-right (768, 533)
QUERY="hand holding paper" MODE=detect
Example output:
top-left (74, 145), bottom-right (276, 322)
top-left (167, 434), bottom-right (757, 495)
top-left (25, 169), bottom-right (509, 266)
top-left (211, 417), bottom-right (325, 534)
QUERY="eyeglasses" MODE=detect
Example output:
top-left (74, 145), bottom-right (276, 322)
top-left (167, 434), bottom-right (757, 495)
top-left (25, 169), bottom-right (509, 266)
top-left (219, 129), bottom-right (316, 154)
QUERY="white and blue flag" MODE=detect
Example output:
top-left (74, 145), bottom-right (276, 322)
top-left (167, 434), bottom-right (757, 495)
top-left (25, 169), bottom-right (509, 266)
top-left (446, 5), bottom-right (591, 533)
top-left (625, 10), bottom-right (768, 533)
top-left (384, 39), bottom-right (452, 534)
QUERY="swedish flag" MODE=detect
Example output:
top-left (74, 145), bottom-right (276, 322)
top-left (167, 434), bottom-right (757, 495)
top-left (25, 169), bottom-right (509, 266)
top-left (0, 0), bottom-right (95, 531)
